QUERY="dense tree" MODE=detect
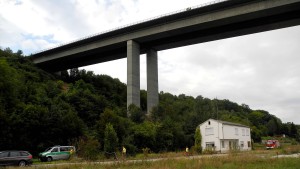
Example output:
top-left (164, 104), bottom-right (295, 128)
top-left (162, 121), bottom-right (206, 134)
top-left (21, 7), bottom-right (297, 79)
top-left (128, 104), bottom-right (145, 123)
top-left (290, 122), bottom-right (298, 138)
top-left (0, 47), bottom-right (298, 157)
top-left (0, 58), bottom-right (20, 111)
top-left (66, 79), bottom-right (107, 127)
top-left (132, 121), bottom-right (157, 151)
top-left (194, 128), bottom-right (202, 154)
top-left (104, 123), bottom-right (118, 153)
top-left (266, 117), bottom-right (280, 136)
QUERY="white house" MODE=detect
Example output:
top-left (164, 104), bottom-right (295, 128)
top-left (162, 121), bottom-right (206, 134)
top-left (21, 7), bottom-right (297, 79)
top-left (198, 119), bottom-right (251, 152)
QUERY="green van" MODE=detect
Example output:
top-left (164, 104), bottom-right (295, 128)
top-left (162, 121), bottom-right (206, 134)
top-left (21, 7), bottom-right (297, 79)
top-left (39, 146), bottom-right (75, 162)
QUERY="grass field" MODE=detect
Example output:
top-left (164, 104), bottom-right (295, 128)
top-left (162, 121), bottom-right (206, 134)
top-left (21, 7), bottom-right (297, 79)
top-left (8, 154), bottom-right (300, 169)
top-left (7, 145), bottom-right (300, 169)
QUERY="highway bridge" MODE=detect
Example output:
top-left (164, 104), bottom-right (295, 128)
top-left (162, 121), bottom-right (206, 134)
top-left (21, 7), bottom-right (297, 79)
top-left (30, 0), bottom-right (300, 113)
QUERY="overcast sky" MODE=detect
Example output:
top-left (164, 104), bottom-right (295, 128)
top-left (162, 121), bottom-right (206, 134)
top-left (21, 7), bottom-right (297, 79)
top-left (1, 0), bottom-right (300, 124)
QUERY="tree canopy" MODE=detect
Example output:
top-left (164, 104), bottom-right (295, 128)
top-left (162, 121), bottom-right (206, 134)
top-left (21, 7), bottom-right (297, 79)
top-left (0, 47), bottom-right (299, 156)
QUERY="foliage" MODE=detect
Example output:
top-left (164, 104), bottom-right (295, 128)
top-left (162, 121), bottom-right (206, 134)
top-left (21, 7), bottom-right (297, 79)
top-left (104, 123), bottom-right (118, 154)
top-left (77, 137), bottom-right (100, 161)
top-left (128, 104), bottom-right (145, 123)
top-left (0, 47), bottom-right (298, 157)
top-left (194, 128), bottom-right (202, 154)
top-left (132, 121), bottom-right (157, 151)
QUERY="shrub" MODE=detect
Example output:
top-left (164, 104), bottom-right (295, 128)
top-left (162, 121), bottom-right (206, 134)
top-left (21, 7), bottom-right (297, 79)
top-left (77, 137), bottom-right (100, 161)
top-left (142, 147), bottom-right (150, 158)
top-left (194, 128), bottom-right (202, 154)
top-left (104, 123), bottom-right (118, 158)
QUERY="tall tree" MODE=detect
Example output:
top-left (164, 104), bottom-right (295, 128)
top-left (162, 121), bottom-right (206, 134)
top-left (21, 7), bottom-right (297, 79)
top-left (128, 104), bottom-right (145, 123)
top-left (194, 128), bottom-right (202, 154)
top-left (104, 123), bottom-right (118, 153)
top-left (0, 58), bottom-right (20, 111)
top-left (290, 122), bottom-right (298, 138)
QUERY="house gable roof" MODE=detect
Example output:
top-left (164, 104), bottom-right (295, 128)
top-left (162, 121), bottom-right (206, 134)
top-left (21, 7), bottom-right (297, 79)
top-left (199, 119), bottom-right (250, 128)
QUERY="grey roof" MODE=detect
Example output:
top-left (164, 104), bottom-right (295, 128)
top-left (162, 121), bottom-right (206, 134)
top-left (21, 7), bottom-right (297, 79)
top-left (199, 119), bottom-right (250, 128)
top-left (215, 119), bottom-right (250, 128)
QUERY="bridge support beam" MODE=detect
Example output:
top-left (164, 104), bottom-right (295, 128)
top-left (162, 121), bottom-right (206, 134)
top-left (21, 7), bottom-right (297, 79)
top-left (147, 49), bottom-right (158, 114)
top-left (127, 40), bottom-right (140, 109)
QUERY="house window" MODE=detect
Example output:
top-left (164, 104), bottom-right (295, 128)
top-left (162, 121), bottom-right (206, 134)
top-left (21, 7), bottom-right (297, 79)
top-left (248, 141), bottom-right (251, 148)
top-left (235, 128), bottom-right (238, 135)
top-left (240, 141), bottom-right (244, 148)
top-left (206, 142), bottom-right (215, 148)
top-left (205, 127), bottom-right (214, 136)
top-left (246, 129), bottom-right (250, 136)
top-left (242, 129), bottom-right (245, 136)
top-left (229, 141), bottom-right (238, 150)
top-left (208, 121), bottom-right (211, 125)
top-left (221, 141), bottom-right (225, 148)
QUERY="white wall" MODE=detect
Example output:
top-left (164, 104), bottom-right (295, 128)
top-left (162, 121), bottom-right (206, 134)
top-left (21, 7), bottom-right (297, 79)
top-left (200, 119), bottom-right (251, 152)
top-left (222, 124), bottom-right (251, 151)
top-left (200, 119), bottom-right (222, 151)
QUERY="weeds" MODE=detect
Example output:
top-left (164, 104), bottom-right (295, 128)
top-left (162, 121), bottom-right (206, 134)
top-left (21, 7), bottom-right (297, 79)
top-left (6, 154), bottom-right (300, 169)
top-left (6, 145), bottom-right (300, 169)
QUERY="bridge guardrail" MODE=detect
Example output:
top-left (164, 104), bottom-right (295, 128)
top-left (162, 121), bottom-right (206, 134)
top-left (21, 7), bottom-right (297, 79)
top-left (33, 0), bottom-right (228, 55)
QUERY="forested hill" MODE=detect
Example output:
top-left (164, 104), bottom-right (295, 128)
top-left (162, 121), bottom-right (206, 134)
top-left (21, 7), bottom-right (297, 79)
top-left (0, 48), bottom-right (299, 155)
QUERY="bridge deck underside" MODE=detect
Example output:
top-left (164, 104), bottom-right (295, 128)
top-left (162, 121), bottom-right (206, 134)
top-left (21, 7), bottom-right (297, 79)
top-left (33, 0), bottom-right (300, 72)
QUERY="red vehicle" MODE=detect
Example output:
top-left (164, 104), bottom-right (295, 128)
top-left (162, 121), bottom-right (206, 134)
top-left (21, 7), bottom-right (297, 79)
top-left (266, 140), bottom-right (280, 149)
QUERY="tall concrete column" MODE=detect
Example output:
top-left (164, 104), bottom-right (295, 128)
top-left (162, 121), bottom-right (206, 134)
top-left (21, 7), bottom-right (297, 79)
top-left (147, 49), bottom-right (159, 114)
top-left (127, 40), bottom-right (140, 109)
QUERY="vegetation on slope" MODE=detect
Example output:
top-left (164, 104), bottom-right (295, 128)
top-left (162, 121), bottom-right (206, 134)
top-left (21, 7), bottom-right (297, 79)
top-left (0, 47), bottom-right (299, 156)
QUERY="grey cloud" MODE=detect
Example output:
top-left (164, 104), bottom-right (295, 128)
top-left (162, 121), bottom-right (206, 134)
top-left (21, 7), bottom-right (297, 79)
top-left (31, 0), bottom-right (94, 39)
top-left (2, 0), bottom-right (300, 123)
top-left (155, 26), bottom-right (300, 124)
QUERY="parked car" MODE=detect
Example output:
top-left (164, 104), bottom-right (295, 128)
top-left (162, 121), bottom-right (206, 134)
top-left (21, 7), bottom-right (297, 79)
top-left (0, 150), bottom-right (33, 167)
top-left (39, 146), bottom-right (75, 162)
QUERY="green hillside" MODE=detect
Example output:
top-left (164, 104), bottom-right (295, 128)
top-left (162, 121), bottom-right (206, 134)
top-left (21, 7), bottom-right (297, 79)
top-left (0, 47), bottom-right (299, 156)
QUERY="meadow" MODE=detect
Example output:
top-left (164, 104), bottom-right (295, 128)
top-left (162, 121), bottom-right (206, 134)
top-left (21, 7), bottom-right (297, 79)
top-left (7, 145), bottom-right (300, 169)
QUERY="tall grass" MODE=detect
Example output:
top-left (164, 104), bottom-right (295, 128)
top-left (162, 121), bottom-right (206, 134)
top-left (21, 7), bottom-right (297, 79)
top-left (7, 145), bottom-right (300, 169)
top-left (7, 152), bottom-right (300, 169)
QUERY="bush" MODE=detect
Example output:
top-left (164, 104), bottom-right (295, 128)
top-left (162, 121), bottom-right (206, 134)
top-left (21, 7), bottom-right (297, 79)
top-left (291, 139), bottom-right (298, 145)
top-left (194, 128), bottom-right (202, 154)
top-left (123, 143), bottom-right (137, 156)
top-left (142, 147), bottom-right (150, 158)
top-left (77, 137), bottom-right (100, 161)
top-left (202, 147), bottom-right (216, 154)
top-left (104, 123), bottom-right (118, 158)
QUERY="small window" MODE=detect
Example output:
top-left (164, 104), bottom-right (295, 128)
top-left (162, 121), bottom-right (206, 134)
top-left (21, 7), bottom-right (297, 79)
top-left (221, 141), bottom-right (225, 148)
top-left (242, 129), bottom-right (245, 136)
top-left (246, 129), bottom-right (250, 136)
top-left (60, 147), bottom-right (67, 152)
top-left (235, 128), bottom-right (239, 135)
top-left (208, 121), bottom-right (211, 125)
top-left (206, 142), bottom-right (215, 148)
top-left (52, 148), bottom-right (59, 152)
top-left (20, 152), bottom-right (29, 156)
top-left (0, 152), bottom-right (9, 158)
top-left (205, 127), bottom-right (214, 136)
top-left (240, 141), bottom-right (244, 148)
top-left (10, 152), bottom-right (20, 157)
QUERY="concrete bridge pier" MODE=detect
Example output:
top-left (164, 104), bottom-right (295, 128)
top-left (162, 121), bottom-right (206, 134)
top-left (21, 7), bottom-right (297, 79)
top-left (127, 40), bottom-right (159, 115)
top-left (147, 49), bottom-right (158, 113)
top-left (127, 40), bottom-right (140, 109)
